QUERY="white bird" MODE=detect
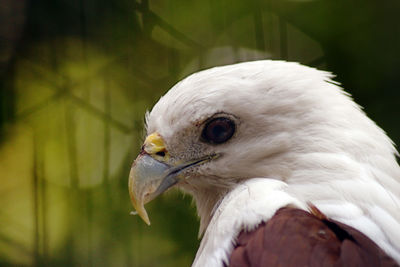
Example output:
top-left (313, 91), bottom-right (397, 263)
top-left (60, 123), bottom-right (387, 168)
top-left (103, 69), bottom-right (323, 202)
top-left (128, 60), bottom-right (400, 267)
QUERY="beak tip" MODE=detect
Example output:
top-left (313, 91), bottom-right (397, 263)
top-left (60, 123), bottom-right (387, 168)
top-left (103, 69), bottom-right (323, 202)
top-left (141, 212), bottom-right (151, 226)
top-left (129, 153), bottom-right (172, 226)
top-left (130, 208), bottom-right (151, 225)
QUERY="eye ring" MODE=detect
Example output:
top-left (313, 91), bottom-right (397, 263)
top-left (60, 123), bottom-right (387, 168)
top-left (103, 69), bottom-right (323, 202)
top-left (201, 117), bottom-right (236, 144)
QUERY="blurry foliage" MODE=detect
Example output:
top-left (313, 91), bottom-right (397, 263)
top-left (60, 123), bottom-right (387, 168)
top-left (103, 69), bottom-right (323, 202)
top-left (0, 0), bottom-right (399, 266)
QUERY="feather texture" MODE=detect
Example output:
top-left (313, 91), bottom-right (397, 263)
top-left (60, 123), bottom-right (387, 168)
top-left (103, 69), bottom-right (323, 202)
top-left (143, 60), bottom-right (400, 266)
top-left (228, 207), bottom-right (399, 267)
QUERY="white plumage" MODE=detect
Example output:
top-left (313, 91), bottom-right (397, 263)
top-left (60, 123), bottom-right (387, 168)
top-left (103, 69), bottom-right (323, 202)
top-left (143, 60), bottom-right (400, 266)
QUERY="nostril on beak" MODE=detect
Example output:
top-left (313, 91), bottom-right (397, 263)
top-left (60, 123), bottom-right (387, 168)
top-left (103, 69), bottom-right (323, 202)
top-left (156, 151), bottom-right (166, 157)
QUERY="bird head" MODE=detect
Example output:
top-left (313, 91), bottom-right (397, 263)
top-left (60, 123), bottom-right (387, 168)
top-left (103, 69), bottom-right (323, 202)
top-left (128, 60), bottom-right (399, 230)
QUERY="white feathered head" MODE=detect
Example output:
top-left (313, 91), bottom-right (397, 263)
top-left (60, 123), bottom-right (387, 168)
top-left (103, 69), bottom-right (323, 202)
top-left (129, 60), bottom-right (400, 239)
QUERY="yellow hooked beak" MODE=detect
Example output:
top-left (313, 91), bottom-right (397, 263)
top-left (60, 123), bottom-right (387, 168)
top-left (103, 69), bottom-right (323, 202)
top-left (129, 133), bottom-right (217, 225)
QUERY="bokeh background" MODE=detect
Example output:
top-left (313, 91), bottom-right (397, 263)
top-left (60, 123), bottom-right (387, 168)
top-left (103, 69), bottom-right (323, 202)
top-left (1, 0), bottom-right (399, 266)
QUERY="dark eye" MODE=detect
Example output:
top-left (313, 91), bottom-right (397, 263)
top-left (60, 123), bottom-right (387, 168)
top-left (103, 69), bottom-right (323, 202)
top-left (201, 117), bottom-right (235, 144)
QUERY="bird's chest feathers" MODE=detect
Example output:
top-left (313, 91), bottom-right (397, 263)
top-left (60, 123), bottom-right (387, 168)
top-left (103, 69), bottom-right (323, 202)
top-left (192, 178), bottom-right (307, 267)
top-left (192, 175), bottom-right (400, 267)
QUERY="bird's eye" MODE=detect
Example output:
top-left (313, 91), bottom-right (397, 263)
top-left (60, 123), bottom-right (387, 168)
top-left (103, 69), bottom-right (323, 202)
top-left (201, 117), bottom-right (235, 144)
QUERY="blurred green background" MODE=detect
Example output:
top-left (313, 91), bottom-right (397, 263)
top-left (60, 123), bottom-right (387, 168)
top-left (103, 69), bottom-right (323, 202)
top-left (0, 0), bottom-right (399, 266)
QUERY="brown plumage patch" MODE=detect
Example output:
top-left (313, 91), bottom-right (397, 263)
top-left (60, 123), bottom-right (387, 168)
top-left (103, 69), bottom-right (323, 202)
top-left (227, 207), bottom-right (399, 267)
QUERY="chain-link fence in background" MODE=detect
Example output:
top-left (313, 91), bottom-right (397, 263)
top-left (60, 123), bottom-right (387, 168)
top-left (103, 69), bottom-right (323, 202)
top-left (0, 0), bottom-right (399, 266)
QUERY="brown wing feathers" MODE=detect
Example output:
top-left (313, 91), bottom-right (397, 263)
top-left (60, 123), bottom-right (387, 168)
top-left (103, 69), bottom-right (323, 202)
top-left (227, 208), bottom-right (399, 267)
